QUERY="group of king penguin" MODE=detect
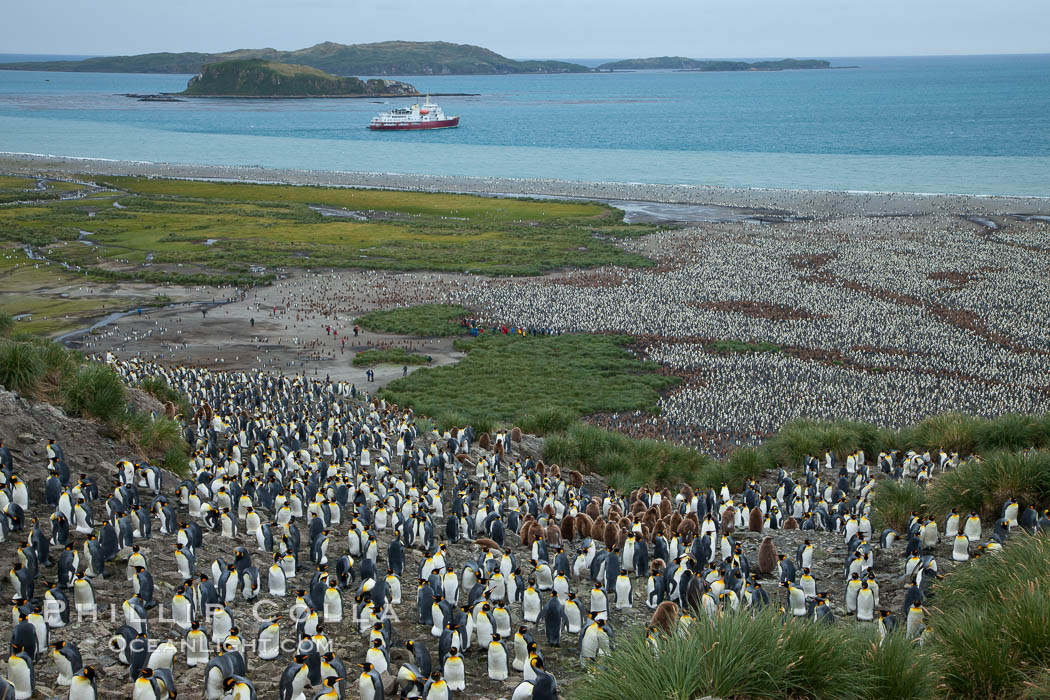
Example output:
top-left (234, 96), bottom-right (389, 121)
top-left (0, 357), bottom-right (1036, 700)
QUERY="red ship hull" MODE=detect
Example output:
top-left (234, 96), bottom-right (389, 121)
top-left (368, 117), bottom-right (460, 131)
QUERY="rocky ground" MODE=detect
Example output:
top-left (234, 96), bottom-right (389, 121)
top-left (0, 380), bottom-right (964, 699)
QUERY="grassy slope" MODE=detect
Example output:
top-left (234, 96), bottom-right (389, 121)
top-left (0, 41), bottom-right (589, 75)
top-left (0, 332), bottom-right (189, 471)
top-left (182, 59), bottom-right (415, 97)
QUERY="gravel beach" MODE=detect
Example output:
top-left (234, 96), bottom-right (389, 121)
top-left (2, 152), bottom-right (1049, 218)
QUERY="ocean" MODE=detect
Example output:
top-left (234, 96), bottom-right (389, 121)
top-left (0, 54), bottom-right (1048, 195)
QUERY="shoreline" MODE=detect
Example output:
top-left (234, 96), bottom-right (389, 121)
top-left (1, 152), bottom-right (1049, 217)
top-left (125, 92), bottom-right (480, 100)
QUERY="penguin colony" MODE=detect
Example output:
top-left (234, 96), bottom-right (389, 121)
top-left (0, 356), bottom-right (1040, 699)
top-left (77, 214), bottom-right (1050, 456)
top-left (439, 215), bottom-right (1050, 447)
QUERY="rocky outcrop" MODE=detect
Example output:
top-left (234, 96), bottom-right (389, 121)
top-left (183, 59), bottom-right (419, 98)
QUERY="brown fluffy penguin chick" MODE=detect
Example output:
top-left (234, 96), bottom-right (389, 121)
top-left (651, 600), bottom-right (680, 633)
top-left (510, 427), bottom-right (522, 443)
top-left (521, 522), bottom-right (541, 547)
top-left (757, 536), bottom-right (778, 574)
top-left (658, 499), bottom-right (672, 518)
top-left (549, 464), bottom-right (561, 479)
top-left (479, 433), bottom-right (490, 450)
top-left (676, 517), bottom-right (697, 538)
top-left (494, 442), bottom-right (504, 459)
top-left (603, 522), bottom-right (621, 550)
top-left (545, 525), bottom-right (562, 546)
top-left (616, 528), bottom-right (630, 549)
top-left (668, 512), bottom-right (683, 533)
top-left (560, 515), bottom-right (576, 542)
top-left (721, 507), bottom-right (737, 534)
top-left (783, 517), bottom-right (799, 530)
top-left (586, 501), bottom-right (601, 520)
top-left (574, 513), bottom-right (593, 540)
top-left (568, 470), bottom-right (583, 488)
top-left (590, 518), bottom-right (606, 542)
top-left (473, 537), bottom-right (502, 552)
top-left (749, 507), bottom-right (764, 533)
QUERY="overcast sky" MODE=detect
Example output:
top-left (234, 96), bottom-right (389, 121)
top-left (4, 0), bottom-right (1048, 58)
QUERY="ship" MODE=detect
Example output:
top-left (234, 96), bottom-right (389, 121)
top-left (368, 96), bottom-right (460, 130)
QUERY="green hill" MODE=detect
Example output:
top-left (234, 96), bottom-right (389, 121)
top-left (181, 59), bottom-right (418, 97)
top-left (598, 57), bottom-right (833, 71)
top-left (0, 41), bottom-right (589, 76)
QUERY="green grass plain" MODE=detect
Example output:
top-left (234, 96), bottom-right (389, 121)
top-left (0, 176), bottom-right (656, 279)
top-left (2, 293), bottom-right (137, 336)
top-left (352, 347), bottom-right (432, 367)
top-left (355, 303), bottom-right (471, 336)
top-left (379, 331), bottom-right (678, 428)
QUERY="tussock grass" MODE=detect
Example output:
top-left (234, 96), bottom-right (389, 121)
top-left (758, 419), bottom-right (894, 470)
top-left (518, 406), bottom-right (577, 436)
top-left (871, 480), bottom-right (926, 532)
top-left (0, 340), bottom-right (45, 393)
top-left (138, 375), bottom-right (193, 417)
top-left (862, 632), bottom-right (935, 700)
top-left (901, 412), bottom-right (1050, 455)
top-left (930, 533), bottom-right (1050, 699)
top-left (161, 447), bottom-right (192, 477)
top-left (570, 609), bottom-right (931, 700)
top-left (902, 412), bottom-right (985, 455)
top-left (545, 422), bottom-right (715, 491)
top-left (925, 451), bottom-right (1050, 521)
top-left (0, 334), bottom-right (192, 467)
top-left (61, 363), bottom-right (127, 422)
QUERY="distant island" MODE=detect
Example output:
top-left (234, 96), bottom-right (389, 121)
top-left (0, 40), bottom-right (589, 76)
top-left (597, 57), bottom-right (836, 71)
top-left (181, 59), bottom-right (418, 98)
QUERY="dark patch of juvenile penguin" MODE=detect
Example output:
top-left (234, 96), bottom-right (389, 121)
top-left (720, 507), bottom-right (736, 534)
top-left (757, 536), bottom-right (778, 574)
top-left (748, 507), bottom-right (763, 533)
top-left (650, 600), bottom-right (680, 633)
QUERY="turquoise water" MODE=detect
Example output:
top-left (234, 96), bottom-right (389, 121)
top-left (0, 54), bottom-right (1048, 194)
